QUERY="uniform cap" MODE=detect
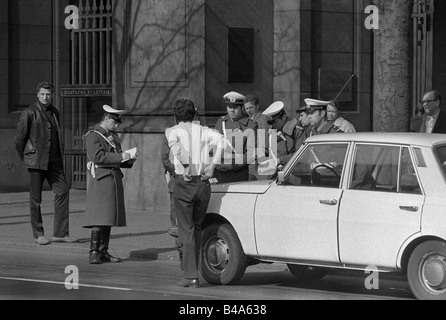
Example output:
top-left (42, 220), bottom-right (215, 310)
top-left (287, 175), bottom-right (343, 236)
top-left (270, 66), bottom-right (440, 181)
top-left (296, 105), bottom-right (308, 113)
top-left (103, 105), bottom-right (127, 123)
top-left (304, 98), bottom-right (330, 112)
top-left (224, 91), bottom-right (246, 106)
top-left (263, 101), bottom-right (285, 117)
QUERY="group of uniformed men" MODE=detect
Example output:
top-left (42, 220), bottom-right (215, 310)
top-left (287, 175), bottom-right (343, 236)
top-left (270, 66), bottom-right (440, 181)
top-left (209, 91), bottom-right (354, 183)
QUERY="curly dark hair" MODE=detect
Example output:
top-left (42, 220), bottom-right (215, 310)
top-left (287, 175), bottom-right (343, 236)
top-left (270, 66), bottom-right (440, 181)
top-left (37, 82), bottom-right (55, 93)
top-left (174, 98), bottom-right (197, 122)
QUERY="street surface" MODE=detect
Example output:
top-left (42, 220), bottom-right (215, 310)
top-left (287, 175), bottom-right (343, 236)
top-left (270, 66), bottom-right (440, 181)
top-left (0, 243), bottom-right (414, 301)
top-left (0, 190), bottom-right (415, 304)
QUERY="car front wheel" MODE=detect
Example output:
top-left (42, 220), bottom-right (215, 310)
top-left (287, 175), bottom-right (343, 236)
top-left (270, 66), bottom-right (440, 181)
top-left (201, 222), bottom-right (247, 285)
top-left (407, 241), bottom-right (446, 300)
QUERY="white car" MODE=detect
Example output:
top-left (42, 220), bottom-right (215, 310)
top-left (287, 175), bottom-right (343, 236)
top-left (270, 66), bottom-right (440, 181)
top-left (202, 133), bottom-right (446, 300)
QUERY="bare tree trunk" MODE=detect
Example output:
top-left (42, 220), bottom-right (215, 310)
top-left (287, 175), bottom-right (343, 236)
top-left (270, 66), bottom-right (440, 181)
top-left (373, 0), bottom-right (412, 132)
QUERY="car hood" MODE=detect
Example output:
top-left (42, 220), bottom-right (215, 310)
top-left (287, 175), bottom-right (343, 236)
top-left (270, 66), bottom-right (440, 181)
top-left (211, 180), bottom-right (274, 194)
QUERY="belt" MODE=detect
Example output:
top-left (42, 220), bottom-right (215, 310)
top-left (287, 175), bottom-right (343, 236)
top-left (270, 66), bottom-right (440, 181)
top-left (175, 175), bottom-right (210, 183)
top-left (175, 175), bottom-right (203, 179)
top-left (95, 165), bottom-right (120, 170)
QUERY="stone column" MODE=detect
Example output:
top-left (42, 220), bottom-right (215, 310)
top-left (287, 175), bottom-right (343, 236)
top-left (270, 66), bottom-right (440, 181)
top-left (273, 0), bottom-right (301, 115)
top-left (373, 0), bottom-right (412, 132)
top-left (0, 0), bottom-right (9, 118)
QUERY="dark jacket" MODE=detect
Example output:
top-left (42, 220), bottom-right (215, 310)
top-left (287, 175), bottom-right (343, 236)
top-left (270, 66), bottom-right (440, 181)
top-left (15, 101), bottom-right (64, 170)
top-left (83, 125), bottom-right (133, 228)
top-left (416, 112), bottom-right (446, 133)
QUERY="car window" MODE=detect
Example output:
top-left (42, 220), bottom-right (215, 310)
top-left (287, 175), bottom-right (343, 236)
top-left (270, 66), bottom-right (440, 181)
top-left (285, 143), bottom-right (348, 188)
top-left (400, 147), bottom-right (422, 194)
top-left (350, 144), bottom-right (399, 192)
top-left (435, 145), bottom-right (446, 177)
top-left (350, 144), bottom-right (422, 194)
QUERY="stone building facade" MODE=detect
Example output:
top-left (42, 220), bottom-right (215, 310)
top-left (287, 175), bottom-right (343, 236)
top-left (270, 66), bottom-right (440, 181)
top-left (0, 0), bottom-right (444, 212)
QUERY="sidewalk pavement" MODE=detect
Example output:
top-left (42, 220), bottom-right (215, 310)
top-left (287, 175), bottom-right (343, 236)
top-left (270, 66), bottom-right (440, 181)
top-left (0, 189), bottom-right (180, 263)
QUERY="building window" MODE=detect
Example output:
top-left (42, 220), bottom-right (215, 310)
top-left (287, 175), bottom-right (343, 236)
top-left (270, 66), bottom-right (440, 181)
top-left (228, 27), bottom-right (254, 83)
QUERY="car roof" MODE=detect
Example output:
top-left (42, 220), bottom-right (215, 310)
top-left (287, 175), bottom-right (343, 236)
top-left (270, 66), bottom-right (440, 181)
top-left (306, 132), bottom-right (446, 147)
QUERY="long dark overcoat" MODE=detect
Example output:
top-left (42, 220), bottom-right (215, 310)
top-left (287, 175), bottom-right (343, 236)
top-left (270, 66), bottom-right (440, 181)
top-left (83, 124), bottom-right (132, 228)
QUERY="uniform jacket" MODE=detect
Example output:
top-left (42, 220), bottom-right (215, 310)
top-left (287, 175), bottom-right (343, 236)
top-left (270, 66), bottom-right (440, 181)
top-left (276, 117), bottom-right (302, 166)
top-left (280, 124), bottom-right (312, 166)
top-left (312, 120), bottom-right (342, 136)
top-left (15, 101), bottom-right (64, 170)
top-left (83, 124), bottom-right (133, 228)
top-left (214, 115), bottom-right (258, 183)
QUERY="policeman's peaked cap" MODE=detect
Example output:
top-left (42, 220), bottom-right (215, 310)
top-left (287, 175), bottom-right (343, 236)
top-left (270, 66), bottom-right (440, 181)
top-left (103, 105), bottom-right (127, 123)
top-left (263, 101), bottom-right (285, 117)
top-left (224, 91), bottom-right (246, 107)
top-left (304, 98), bottom-right (331, 112)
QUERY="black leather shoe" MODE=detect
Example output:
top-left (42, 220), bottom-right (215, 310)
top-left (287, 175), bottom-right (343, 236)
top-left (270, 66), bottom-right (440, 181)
top-left (177, 278), bottom-right (199, 288)
top-left (89, 251), bottom-right (102, 264)
top-left (100, 251), bottom-right (122, 263)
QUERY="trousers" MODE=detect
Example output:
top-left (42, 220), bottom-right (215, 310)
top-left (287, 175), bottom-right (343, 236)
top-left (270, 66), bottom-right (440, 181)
top-left (28, 160), bottom-right (70, 238)
top-left (173, 176), bottom-right (211, 279)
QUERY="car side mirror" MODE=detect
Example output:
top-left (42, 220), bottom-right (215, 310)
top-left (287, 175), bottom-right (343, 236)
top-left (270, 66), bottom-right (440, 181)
top-left (278, 171), bottom-right (286, 183)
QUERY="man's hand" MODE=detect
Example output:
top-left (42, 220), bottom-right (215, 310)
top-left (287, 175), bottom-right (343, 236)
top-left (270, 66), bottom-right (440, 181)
top-left (122, 152), bottom-right (131, 162)
top-left (202, 165), bottom-right (215, 181)
top-left (183, 165), bottom-right (192, 182)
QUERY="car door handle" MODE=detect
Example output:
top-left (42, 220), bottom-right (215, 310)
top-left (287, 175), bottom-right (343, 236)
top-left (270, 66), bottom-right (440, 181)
top-left (399, 206), bottom-right (419, 212)
top-left (320, 199), bottom-right (338, 206)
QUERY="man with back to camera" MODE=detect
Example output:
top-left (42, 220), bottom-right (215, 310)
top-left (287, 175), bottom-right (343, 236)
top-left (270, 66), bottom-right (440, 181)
top-left (166, 98), bottom-right (225, 288)
top-left (15, 82), bottom-right (77, 246)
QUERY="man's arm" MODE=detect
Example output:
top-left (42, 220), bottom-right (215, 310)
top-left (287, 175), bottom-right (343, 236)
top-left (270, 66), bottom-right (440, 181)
top-left (166, 127), bottom-right (191, 167)
top-left (14, 110), bottom-right (31, 161)
top-left (202, 129), bottom-right (225, 180)
top-left (161, 135), bottom-right (176, 175)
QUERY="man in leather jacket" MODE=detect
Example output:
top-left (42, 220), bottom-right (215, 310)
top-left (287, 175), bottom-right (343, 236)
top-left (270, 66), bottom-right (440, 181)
top-left (15, 82), bottom-right (77, 245)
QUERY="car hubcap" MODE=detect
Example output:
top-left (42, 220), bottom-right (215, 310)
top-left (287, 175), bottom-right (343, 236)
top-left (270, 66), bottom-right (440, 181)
top-left (205, 237), bottom-right (230, 273)
top-left (420, 254), bottom-right (446, 294)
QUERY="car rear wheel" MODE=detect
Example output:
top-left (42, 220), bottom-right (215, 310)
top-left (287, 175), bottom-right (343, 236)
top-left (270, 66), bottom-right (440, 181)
top-left (201, 222), bottom-right (247, 285)
top-left (287, 264), bottom-right (329, 281)
top-left (407, 241), bottom-right (446, 300)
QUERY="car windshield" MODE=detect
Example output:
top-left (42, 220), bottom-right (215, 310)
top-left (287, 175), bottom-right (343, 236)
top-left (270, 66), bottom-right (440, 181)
top-left (284, 143), bottom-right (349, 188)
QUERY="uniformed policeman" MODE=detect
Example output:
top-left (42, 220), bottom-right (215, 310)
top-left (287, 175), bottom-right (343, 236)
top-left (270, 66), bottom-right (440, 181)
top-left (263, 101), bottom-right (302, 167)
top-left (305, 98), bottom-right (343, 136)
top-left (83, 105), bottom-right (136, 264)
top-left (292, 105), bottom-right (313, 153)
top-left (214, 92), bottom-right (258, 183)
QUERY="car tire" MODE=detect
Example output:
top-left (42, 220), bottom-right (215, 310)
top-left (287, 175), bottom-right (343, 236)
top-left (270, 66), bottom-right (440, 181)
top-left (201, 222), bottom-right (247, 285)
top-left (407, 241), bottom-right (446, 300)
top-left (287, 264), bottom-right (329, 281)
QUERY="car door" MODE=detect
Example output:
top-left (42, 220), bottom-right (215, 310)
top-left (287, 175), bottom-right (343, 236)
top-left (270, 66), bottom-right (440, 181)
top-left (339, 144), bottom-right (424, 268)
top-left (255, 143), bottom-right (349, 263)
